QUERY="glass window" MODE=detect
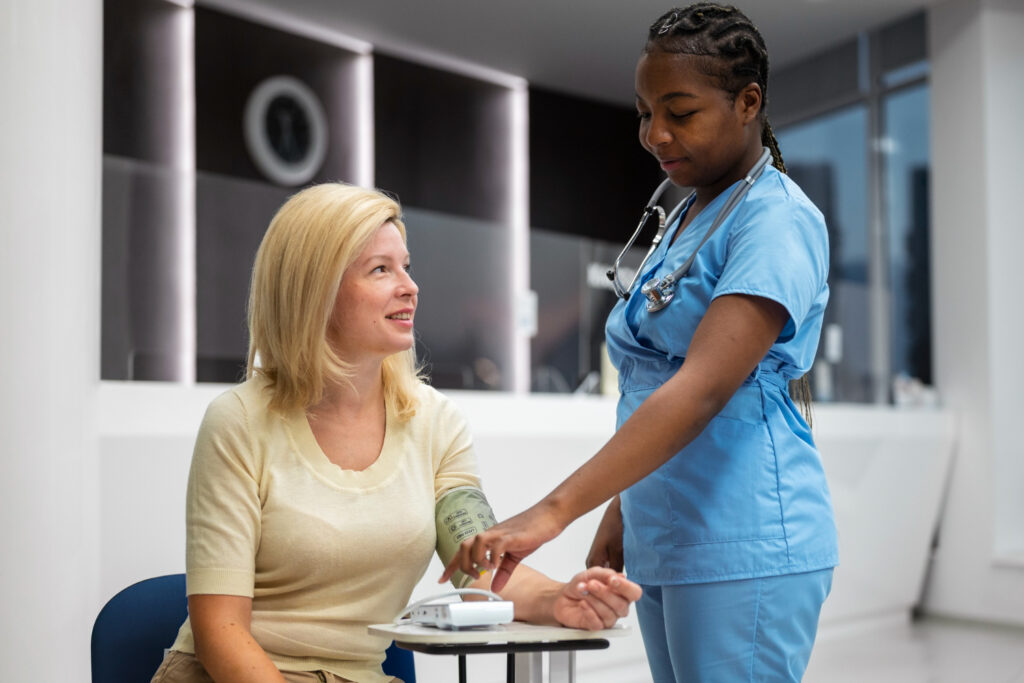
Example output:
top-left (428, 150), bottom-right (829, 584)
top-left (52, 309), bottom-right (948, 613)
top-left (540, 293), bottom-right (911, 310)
top-left (882, 84), bottom-right (931, 385)
top-left (404, 208), bottom-right (514, 391)
top-left (770, 11), bottom-right (930, 405)
top-left (526, 87), bottom-right (668, 394)
top-left (777, 106), bottom-right (872, 402)
top-left (374, 56), bottom-right (516, 391)
top-left (529, 231), bottom-right (647, 394)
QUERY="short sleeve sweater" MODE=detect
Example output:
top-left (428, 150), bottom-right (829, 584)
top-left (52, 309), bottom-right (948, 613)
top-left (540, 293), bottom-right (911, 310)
top-left (169, 376), bottom-right (480, 682)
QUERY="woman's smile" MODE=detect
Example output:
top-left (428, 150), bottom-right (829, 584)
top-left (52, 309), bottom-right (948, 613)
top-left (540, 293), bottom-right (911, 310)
top-left (385, 309), bottom-right (415, 327)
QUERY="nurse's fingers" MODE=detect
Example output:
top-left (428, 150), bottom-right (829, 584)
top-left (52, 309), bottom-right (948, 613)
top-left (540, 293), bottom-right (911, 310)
top-left (439, 532), bottom-right (505, 583)
top-left (439, 538), bottom-right (481, 583)
top-left (490, 552), bottom-right (522, 593)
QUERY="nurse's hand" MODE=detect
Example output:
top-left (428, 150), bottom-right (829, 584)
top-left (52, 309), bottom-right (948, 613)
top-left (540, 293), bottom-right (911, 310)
top-left (439, 501), bottom-right (565, 592)
top-left (585, 495), bottom-right (624, 572)
top-left (552, 568), bottom-right (642, 630)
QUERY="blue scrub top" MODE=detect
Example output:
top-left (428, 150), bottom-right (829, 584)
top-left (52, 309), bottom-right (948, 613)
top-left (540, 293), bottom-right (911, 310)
top-left (606, 166), bottom-right (839, 585)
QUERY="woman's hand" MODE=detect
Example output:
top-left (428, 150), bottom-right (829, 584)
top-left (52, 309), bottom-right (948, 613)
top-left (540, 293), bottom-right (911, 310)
top-left (552, 567), bottom-right (642, 630)
top-left (586, 496), bottom-right (624, 572)
top-left (468, 564), bottom-right (642, 631)
top-left (440, 501), bottom-right (566, 592)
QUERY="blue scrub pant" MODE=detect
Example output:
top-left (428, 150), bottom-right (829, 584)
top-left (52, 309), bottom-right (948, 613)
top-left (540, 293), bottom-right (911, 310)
top-left (636, 569), bottom-right (833, 682)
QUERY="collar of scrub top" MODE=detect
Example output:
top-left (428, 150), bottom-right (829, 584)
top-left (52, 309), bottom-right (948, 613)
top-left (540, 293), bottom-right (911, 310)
top-left (609, 147), bottom-right (774, 313)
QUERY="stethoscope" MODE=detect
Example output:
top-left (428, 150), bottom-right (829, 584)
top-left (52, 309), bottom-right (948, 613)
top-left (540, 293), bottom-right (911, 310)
top-left (607, 147), bottom-right (773, 313)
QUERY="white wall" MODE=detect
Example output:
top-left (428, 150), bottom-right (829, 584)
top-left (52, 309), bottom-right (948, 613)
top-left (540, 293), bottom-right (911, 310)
top-left (921, 0), bottom-right (1024, 625)
top-left (0, 0), bottom-right (102, 680)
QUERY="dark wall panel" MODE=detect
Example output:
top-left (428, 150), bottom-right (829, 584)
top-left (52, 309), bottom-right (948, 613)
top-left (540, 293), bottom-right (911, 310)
top-left (877, 11), bottom-right (927, 75)
top-left (104, 0), bottom-right (184, 164)
top-left (374, 54), bottom-right (509, 222)
top-left (529, 87), bottom-right (662, 242)
top-left (193, 9), bottom-right (363, 381)
top-left (195, 7), bottom-right (358, 184)
top-left (769, 39), bottom-right (861, 125)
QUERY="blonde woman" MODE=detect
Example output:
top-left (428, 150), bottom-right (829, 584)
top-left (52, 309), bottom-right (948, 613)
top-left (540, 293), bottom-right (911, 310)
top-left (151, 183), bottom-right (641, 683)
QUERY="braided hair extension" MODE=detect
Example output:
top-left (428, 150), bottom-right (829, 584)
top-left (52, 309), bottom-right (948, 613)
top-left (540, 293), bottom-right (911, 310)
top-left (647, 4), bottom-right (814, 423)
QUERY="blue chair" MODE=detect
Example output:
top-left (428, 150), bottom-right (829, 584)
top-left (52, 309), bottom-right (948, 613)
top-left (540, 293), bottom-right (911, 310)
top-left (91, 573), bottom-right (416, 683)
top-left (92, 574), bottom-right (188, 683)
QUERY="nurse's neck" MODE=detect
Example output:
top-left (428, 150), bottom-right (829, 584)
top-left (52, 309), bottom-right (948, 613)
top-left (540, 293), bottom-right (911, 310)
top-left (672, 193), bottom-right (715, 246)
top-left (672, 142), bottom-right (765, 246)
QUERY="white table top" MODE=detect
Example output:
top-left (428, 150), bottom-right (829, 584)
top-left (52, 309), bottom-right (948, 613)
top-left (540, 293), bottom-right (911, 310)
top-left (368, 621), bottom-right (629, 645)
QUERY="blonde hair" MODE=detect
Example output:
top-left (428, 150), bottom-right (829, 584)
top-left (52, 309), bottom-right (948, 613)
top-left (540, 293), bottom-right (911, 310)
top-left (246, 183), bottom-right (423, 419)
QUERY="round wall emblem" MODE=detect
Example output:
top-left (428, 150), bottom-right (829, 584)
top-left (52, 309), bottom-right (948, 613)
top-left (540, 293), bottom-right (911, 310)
top-left (243, 75), bottom-right (328, 186)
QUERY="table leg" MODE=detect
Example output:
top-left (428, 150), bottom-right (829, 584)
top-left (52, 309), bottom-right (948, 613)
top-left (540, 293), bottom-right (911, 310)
top-left (513, 651), bottom-right (542, 682)
top-left (458, 654), bottom-right (467, 683)
top-left (548, 651), bottom-right (576, 683)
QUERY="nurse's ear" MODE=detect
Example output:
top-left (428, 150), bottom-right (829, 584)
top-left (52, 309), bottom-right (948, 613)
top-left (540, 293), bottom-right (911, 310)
top-left (735, 83), bottom-right (763, 126)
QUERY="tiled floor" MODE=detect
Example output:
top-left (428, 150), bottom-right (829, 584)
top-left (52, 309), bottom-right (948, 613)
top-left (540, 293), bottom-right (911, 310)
top-left (806, 616), bottom-right (1024, 682)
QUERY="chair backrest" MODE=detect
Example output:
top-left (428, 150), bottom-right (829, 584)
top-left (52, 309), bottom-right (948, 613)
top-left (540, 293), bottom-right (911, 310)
top-left (91, 573), bottom-right (188, 683)
top-left (92, 573), bottom-right (416, 683)
top-left (383, 642), bottom-right (417, 683)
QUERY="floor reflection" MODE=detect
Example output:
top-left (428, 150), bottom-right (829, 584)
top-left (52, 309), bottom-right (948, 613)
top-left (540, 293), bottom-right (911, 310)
top-left (808, 617), bottom-right (1024, 682)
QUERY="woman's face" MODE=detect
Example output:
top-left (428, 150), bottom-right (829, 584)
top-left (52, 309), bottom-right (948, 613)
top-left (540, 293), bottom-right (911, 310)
top-left (635, 50), bottom-right (760, 196)
top-left (328, 222), bottom-right (418, 364)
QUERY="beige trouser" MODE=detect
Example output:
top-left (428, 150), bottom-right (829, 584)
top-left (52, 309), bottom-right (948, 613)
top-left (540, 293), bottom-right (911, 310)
top-left (151, 650), bottom-right (404, 683)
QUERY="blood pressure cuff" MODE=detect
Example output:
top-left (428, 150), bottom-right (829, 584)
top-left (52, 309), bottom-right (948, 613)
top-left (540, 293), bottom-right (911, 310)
top-left (436, 486), bottom-right (498, 588)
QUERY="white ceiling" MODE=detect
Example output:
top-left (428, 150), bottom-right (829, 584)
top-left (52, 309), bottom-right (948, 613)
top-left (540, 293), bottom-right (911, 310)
top-left (240, 0), bottom-right (939, 106)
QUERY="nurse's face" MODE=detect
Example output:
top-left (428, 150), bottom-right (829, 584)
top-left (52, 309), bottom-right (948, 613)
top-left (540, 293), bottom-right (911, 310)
top-left (328, 222), bottom-right (418, 364)
top-left (635, 50), bottom-right (761, 198)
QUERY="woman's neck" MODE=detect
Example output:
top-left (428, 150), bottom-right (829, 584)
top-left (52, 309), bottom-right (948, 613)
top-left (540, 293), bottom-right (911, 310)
top-left (306, 361), bottom-right (388, 471)
top-left (310, 361), bottom-right (385, 421)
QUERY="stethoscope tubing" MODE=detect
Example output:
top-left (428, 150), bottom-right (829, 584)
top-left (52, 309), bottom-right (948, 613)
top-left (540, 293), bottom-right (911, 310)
top-left (609, 147), bottom-right (773, 312)
top-left (607, 178), bottom-right (690, 300)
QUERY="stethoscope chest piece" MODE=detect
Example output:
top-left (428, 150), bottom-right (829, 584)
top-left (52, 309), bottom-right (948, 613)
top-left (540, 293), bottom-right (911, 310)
top-left (641, 276), bottom-right (674, 312)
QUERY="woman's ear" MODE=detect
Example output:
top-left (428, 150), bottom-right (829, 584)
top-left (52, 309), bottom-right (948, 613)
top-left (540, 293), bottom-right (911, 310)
top-left (737, 83), bottom-right (763, 124)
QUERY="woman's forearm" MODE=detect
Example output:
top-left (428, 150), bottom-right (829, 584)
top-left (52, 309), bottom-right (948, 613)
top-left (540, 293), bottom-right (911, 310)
top-left (469, 565), bottom-right (563, 626)
top-left (467, 563), bottom-right (640, 630)
top-left (195, 624), bottom-right (285, 683)
top-left (189, 595), bottom-right (287, 683)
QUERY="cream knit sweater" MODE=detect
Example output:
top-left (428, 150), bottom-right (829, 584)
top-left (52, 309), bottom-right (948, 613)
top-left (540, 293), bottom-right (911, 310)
top-left (169, 376), bottom-right (481, 682)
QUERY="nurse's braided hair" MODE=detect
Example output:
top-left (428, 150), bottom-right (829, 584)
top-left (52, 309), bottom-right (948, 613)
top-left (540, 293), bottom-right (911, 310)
top-left (645, 4), bottom-right (787, 173)
top-left (646, 4), bottom-right (815, 423)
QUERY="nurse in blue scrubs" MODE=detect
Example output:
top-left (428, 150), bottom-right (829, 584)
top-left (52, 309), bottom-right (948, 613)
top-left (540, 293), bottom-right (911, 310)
top-left (443, 4), bottom-right (838, 681)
